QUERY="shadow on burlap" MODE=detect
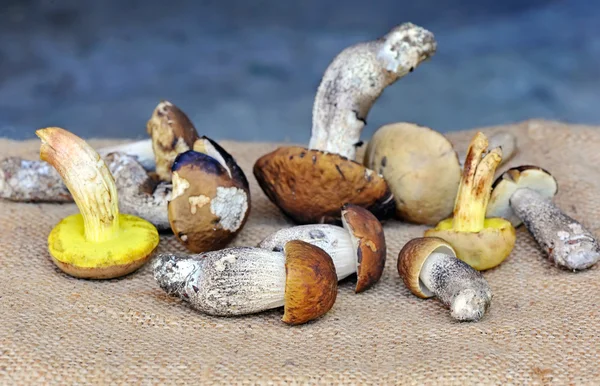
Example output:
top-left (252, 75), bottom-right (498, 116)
top-left (1, 119), bottom-right (599, 385)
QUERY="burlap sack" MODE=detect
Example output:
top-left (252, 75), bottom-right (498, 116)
top-left (1, 119), bottom-right (599, 385)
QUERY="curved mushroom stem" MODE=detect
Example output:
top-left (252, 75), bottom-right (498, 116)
top-left (420, 252), bottom-right (492, 322)
top-left (509, 188), bottom-right (600, 270)
top-left (309, 23), bottom-right (436, 160)
top-left (258, 225), bottom-right (356, 280)
top-left (458, 132), bottom-right (517, 168)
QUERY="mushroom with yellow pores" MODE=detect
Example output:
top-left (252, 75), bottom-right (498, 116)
top-left (38, 127), bottom-right (159, 279)
top-left (424, 132), bottom-right (516, 270)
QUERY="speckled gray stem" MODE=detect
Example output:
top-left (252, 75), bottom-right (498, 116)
top-left (458, 131), bottom-right (517, 168)
top-left (420, 252), bottom-right (492, 322)
top-left (309, 23), bottom-right (436, 160)
top-left (98, 139), bottom-right (155, 171)
top-left (153, 249), bottom-right (286, 316)
top-left (0, 157), bottom-right (71, 202)
top-left (510, 188), bottom-right (600, 270)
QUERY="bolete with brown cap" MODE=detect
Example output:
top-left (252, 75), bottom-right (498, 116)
top-left (153, 240), bottom-right (338, 325)
top-left (258, 203), bottom-right (386, 293)
top-left (398, 237), bottom-right (493, 322)
top-left (254, 23), bottom-right (437, 224)
top-left (425, 132), bottom-right (516, 270)
top-left (168, 136), bottom-right (251, 253)
top-left (486, 166), bottom-right (600, 270)
top-left (37, 127), bottom-right (159, 279)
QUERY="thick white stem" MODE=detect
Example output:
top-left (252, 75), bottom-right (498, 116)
top-left (98, 139), bottom-right (155, 171)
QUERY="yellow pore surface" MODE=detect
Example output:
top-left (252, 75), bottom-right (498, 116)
top-left (48, 213), bottom-right (159, 268)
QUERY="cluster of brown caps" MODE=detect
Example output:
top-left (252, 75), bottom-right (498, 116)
top-left (1, 23), bottom-right (599, 325)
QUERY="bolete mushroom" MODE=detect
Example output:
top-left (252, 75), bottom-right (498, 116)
top-left (254, 23), bottom-right (436, 224)
top-left (486, 166), bottom-right (600, 270)
top-left (153, 240), bottom-right (338, 325)
top-left (458, 131), bottom-right (518, 168)
top-left (168, 137), bottom-right (251, 253)
top-left (258, 203), bottom-right (386, 293)
top-left (363, 122), bottom-right (461, 225)
top-left (38, 127), bottom-right (159, 279)
top-left (398, 237), bottom-right (493, 322)
top-left (425, 132), bottom-right (516, 270)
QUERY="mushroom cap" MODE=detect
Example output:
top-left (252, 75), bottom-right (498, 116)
top-left (282, 240), bottom-right (338, 325)
top-left (364, 123), bottom-right (461, 225)
top-left (253, 146), bottom-right (394, 224)
top-left (146, 100), bottom-right (200, 182)
top-left (168, 150), bottom-right (250, 253)
top-left (341, 203), bottom-right (386, 293)
top-left (48, 213), bottom-right (159, 279)
top-left (424, 218), bottom-right (516, 270)
top-left (486, 166), bottom-right (558, 227)
top-left (194, 136), bottom-right (250, 191)
top-left (397, 237), bottom-right (456, 298)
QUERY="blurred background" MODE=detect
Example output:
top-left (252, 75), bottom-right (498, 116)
top-left (0, 0), bottom-right (598, 143)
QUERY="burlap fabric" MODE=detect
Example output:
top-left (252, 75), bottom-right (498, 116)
top-left (1, 119), bottom-right (599, 385)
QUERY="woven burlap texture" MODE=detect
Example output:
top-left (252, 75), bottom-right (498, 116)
top-left (1, 119), bottom-right (599, 385)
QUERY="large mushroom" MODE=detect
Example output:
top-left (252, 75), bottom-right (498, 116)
top-left (153, 240), bottom-right (338, 325)
top-left (254, 23), bottom-right (437, 224)
top-left (425, 132), bottom-right (516, 270)
top-left (486, 166), bottom-right (600, 270)
top-left (258, 203), bottom-right (386, 293)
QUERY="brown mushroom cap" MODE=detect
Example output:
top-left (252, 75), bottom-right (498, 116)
top-left (486, 166), bottom-right (558, 227)
top-left (168, 150), bottom-right (250, 253)
top-left (146, 100), bottom-right (200, 182)
top-left (341, 203), bottom-right (386, 293)
top-left (253, 146), bottom-right (395, 224)
top-left (397, 237), bottom-right (456, 298)
top-left (364, 123), bottom-right (461, 225)
top-left (282, 240), bottom-right (338, 325)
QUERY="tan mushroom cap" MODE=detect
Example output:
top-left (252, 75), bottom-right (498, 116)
top-left (253, 146), bottom-right (394, 224)
top-left (168, 150), bottom-right (250, 253)
top-left (146, 100), bottom-right (200, 182)
top-left (282, 240), bottom-right (338, 325)
top-left (364, 122), bottom-right (461, 225)
top-left (341, 203), bottom-right (386, 293)
top-left (397, 237), bottom-right (456, 298)
top-left (486, 166), bottom-right (558, 227)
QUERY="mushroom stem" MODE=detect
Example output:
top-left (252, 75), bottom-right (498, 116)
top-left (453, 133), bottom-right (503, 232)
top-left (37, 127), bottom-right (120, 243)
top-left (419, 252), bottom-right (492, 322)
top-left (258, 225), bottom-right (356, 280)
top-left (509, 188), bottom-right (600, 270)
top-left (458, 132), bottom-right (517, 168)
top-left (308, 23), bottom-right (436, 160)
top-left (0, 157), bottom-right (71, 202)
top-left (98, 139), bottom-right (155, 171)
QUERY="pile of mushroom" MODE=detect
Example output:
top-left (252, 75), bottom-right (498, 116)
top-left (253, 23), bottom-right (437, 224)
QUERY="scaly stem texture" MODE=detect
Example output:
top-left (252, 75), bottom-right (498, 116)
top-left (37, 127), bottom-right (120, 243)
top-left (453, 133), bottom-right (502, 232)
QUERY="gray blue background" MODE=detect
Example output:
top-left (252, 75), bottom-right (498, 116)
top-left (1, 0), bottom-right (598, 143)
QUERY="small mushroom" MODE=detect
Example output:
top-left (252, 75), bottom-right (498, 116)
top-left (258, 203), bottom-right (386, 293)
top-left (363, 122), bottom-right (462, 225)
top-left (146, 100), bottom-right (200, 181)
top-left (425, 132), bottom-right (516, 270)
top-left (398, 237), bottom-right (493, 322)
top-left (38, 127), bottom-right (159, 279)
top-left (254, 23), bottom-right (436, 224)
top-left (168, 138), bottom-right (251, 253)
top-left (486, 166), bottom-right (600, 270)
top-left (458, 131), bottom-right (518, 168)
top-left (153, 240), bottom-right (338, 325)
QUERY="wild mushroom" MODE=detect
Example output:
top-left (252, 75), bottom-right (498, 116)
top-left (258, 203), bottom-right (386, 293)
top-left (424, 132), bottom-right (516, 270)
top-left (363, 122), bottom-right (461, 225)
top-left (486, 166), bottom-right (600, 270)
top-left (398, 237), bottom-right (493, 322)
top-left (254, 23), bottom-right (436, 224)
top-left (168, 136), bottom-right (251, 253)
top-left (38, 127), bottom-right (159, 279)
top-left (153, 240), bottom-right (338, 325)
top-left (458, 131), bottom-right (518, 168)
